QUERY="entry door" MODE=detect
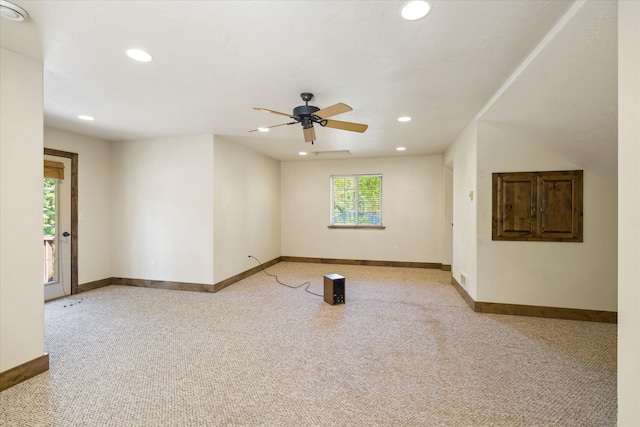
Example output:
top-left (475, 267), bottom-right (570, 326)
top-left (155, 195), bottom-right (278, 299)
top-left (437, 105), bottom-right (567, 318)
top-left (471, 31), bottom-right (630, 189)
top-left (44, 155), bottom-right (72, 301)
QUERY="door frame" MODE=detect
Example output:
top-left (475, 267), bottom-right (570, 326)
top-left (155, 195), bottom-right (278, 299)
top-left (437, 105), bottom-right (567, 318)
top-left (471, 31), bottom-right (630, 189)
top-left (44, 148), bottom-right (78, 294)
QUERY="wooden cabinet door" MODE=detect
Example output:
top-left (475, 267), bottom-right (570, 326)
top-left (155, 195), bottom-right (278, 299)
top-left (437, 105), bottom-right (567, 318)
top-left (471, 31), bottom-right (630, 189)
top-left (492, 170), bottom-right (583, 242)
top-left (493, 173), bottom-right (536, 239)
top-left (537, 171), bottom-right (583, 241)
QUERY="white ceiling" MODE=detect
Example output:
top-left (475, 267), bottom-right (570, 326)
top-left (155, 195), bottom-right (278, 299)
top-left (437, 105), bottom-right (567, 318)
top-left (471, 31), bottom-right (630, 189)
top-left (0, 0), bottom-right (616, 172)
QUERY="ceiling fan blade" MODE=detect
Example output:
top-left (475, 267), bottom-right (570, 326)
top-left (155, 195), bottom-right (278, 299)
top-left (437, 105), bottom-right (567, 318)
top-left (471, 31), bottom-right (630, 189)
top-left (323, 119), bottom-right (368, 133)
top-left (314, 103), bottom-right (352, 119)
top-left (253, 107), bottom-right (297, 119)
top-left (248, 122), bottom-right (296, 132)
top-left (303, 126), bottom-right (316, 143)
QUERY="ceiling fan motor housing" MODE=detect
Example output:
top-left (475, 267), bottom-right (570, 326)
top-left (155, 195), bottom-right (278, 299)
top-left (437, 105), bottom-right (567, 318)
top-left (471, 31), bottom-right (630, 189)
top-left (293, 105), bottom-right (320, 128)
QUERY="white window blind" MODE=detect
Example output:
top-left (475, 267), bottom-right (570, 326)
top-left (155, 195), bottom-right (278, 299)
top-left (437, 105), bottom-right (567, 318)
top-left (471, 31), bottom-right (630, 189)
top-left (331, 174), bottom-right (382, 226)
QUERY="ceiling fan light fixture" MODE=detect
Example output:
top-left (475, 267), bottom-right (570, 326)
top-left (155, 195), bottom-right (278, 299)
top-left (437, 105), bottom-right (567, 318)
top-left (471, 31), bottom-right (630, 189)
top-left (0, 0), bottom-right (28, 21)
top-left (400, 1), bottom-right (431, 21)
top-left (298, 152), bottom-right (308, 156)
top-left (257, 127), bottom-right (269, 132)
top-left (398, 116), bottom-right (412, 122)
top-left (126, 49), bottom-right (154, 62)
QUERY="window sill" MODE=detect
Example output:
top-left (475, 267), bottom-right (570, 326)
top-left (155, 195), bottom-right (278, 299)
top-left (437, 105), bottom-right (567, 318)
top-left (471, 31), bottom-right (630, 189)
top-left (327, 225), bottom-right (386, 230)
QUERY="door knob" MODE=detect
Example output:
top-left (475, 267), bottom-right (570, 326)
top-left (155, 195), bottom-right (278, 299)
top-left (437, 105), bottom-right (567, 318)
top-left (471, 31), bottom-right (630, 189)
top-left (62, 232), bottom-right (70, 237)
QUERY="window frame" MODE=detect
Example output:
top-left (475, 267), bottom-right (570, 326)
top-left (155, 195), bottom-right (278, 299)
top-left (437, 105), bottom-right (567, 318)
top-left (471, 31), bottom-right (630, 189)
top-left (329, 174), bottom-right (385, 229)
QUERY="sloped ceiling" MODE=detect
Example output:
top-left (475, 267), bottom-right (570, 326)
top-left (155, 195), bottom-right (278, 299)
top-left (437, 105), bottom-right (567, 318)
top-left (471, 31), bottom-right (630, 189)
top-left (479, 0), bottom-right (617, 180)
top-left (0, 0), bottom-right (616, 171)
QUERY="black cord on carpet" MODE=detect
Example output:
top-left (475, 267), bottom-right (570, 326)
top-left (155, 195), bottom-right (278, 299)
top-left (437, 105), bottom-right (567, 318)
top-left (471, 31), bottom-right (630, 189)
top-left (248, 255), bottom-right (323, 297)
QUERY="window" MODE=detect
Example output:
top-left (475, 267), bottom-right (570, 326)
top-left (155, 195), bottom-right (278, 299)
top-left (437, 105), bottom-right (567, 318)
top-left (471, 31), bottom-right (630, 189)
top-left (492, 170), bottom-right (583, 242)
top-left (43, 177), bottom-right (58, 283)
top-left (330, 174), bottom-right (383, 228)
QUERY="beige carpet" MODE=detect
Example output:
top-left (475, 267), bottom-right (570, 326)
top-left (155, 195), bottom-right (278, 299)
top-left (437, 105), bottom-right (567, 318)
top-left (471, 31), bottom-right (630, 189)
top-left (0, 263), bottom-right (616, 426)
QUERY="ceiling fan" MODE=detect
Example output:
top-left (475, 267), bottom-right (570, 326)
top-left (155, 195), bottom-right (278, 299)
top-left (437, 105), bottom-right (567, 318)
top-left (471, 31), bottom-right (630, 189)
top-left (250, 93), bottom-right (368, 144)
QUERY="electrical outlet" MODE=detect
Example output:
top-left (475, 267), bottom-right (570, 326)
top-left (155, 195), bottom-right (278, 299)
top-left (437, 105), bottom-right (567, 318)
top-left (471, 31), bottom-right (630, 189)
top-left (461, 273), bottom-right (468, 289)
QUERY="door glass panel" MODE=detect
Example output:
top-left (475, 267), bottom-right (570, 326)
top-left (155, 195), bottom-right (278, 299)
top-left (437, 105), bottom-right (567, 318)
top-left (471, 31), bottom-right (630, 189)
top-left (43, 177), bottom-right (58, 284)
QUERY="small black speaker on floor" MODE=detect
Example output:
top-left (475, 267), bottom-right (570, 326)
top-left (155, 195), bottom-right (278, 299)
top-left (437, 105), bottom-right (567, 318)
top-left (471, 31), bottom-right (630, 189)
top-left (324, 274), bottom-right (345, 305)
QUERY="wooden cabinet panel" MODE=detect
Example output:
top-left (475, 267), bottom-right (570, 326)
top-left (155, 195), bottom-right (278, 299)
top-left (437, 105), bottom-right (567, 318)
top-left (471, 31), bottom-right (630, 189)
top-left (493, 173), bottom-right (536, 239)
top-left (538, 172), bottom-right (582, 240)
top-left (493, 170), bottom-right (583, 242)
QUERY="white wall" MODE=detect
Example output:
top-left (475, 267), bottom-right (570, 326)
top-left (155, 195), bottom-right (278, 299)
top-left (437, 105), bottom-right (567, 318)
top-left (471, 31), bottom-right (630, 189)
top-left (213, 136), bottom-right (281, 282)
top-left (443, 122), bottom-right (478, 298)
top-left (442, 164), bottom-right (453, 266)
top-left (44, 127), bottom-right (112, 284)
top-left (111, 135), bottom-right (214, 284)
top-left (618, 0), bottom-right (640, 424)
top-left (281, 155), bottom-right (443, 263)
top-left (0, 48), bottom-right (45, 372)
top-left (476, 122), bottom-right (617, 311)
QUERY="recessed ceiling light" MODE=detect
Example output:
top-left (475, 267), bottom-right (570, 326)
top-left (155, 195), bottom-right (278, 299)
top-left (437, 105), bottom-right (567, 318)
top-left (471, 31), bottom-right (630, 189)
top-left (396, 147), bottom-right (407, 151)
top-left (77, 115), bottom-right (95, 121)
top-left (398, 116), bottom-right (412, 122)
top-left (257, 127), bottom-right (269, 132)
top-left (401, 0), bottom-right (431, 21)
top-left (126, 49), bottom-right (153, 62)
top-left (0, 1), bottom-right (28, 21)
top-left (298, 152), bottom-right (308, 156)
